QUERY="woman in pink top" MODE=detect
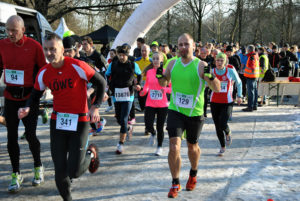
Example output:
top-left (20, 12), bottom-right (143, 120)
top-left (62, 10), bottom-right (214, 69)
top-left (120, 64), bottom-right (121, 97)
top-left (140, 52), bottom-right (171, 156)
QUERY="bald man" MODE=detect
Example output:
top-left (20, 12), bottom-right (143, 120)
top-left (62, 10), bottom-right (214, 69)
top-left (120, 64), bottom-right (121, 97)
top-left (157, 33), bottom-right (220, 198)
top-left (0, 15), bottom-right (46, 193)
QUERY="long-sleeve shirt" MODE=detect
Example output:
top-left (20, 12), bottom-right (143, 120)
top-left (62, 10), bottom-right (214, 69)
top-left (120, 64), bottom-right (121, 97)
top-left (139, 68), bottom-right (171, 108)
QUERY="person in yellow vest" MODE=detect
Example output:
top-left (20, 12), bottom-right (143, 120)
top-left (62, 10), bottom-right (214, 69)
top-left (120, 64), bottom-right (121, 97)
top-left (243, 45), bottom-right (260, 112)
top-left (258, 47), bottom-right (269, 106)
top-left (149, 41), bottom-right (168, 65)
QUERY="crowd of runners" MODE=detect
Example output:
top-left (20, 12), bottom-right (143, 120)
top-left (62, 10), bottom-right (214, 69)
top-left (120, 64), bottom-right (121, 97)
top-left (0, 15), bottom-right (300, 200)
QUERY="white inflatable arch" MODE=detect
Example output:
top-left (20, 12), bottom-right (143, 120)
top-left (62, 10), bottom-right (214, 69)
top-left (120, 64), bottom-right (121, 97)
top-left (111, 0), bottom-right (181, 54)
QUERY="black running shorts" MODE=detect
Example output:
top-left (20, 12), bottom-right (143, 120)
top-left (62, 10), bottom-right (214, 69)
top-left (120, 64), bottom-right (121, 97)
top-left (167, 109), bottom-right (204, 144)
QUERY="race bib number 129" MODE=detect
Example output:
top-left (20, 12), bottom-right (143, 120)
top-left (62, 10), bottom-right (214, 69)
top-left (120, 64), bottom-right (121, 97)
top-left (175, 92), bottom-right (194, 108)
top-left (56, 113), bottom-right (79, 131)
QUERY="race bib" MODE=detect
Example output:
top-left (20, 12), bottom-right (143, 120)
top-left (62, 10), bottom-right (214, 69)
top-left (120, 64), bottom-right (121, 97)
top-left (56, 113), bottom-right (79, 131)
top-left (150, 90), bottom-right (163, 100)
top-left (175, 92), bottom-right (193, 108)
top-left (5, 69), bottom-right (24, 85)
top-left (220, 81), bottom-right (228, 93)
top-left (115, 87), bottom-right (130, 101)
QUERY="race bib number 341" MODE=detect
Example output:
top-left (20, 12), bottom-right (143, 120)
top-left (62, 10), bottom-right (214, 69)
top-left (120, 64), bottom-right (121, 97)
top-left (175, 93), bottom-right (194, 108)
top-left (56, 113), bottom-right (79, 131)
top-left (5, 69), bottom-right (24, 85)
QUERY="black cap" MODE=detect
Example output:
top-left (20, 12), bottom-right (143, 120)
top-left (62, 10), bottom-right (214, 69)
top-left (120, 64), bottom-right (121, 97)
top-left (71, 35), bottom-right (82, 44)
top-left (122, 43), bottom-right (131, 49)
top-left (283, 43), bottom-right (290, 48)
top-left (226, 45), bottom-right (233, 52)
top-left (63, 36), bottom-right (76, 49)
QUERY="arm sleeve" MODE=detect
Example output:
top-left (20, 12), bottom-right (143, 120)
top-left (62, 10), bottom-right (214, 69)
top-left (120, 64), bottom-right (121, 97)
top-left (134, 63), bottom-right (142, 85)
top-left (105, 63), bottom-right (112, 77)
top-left (25, 89), bottom-right (44, 108)
top-left (89, 72), bottom-right (106, 106)
top-left (230, 68), bottom-right (243, 98)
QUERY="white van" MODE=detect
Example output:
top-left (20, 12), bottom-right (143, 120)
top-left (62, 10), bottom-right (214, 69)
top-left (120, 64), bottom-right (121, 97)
top-left (0, 2), bottom-right (54, 112)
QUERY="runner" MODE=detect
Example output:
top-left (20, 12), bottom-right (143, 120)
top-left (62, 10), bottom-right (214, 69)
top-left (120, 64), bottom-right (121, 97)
top-left (139, 52), bottom-right (171, 156)
top-left (105, 45), bottom-right (142, 154)
top-left (156, 33), bottom-right (220, 198)
top-left (0, 15), bottom-right (45, 193)
top-left (210, 52), bottom-right (242, 156)
top-left (18, 33), bottom-right (106, 201)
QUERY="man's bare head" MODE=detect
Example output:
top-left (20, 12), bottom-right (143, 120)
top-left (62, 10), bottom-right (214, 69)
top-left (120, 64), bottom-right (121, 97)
top-left (6, 15), bottom-right (25, 43)
top-left (178, 33), bottom-right (194, 59)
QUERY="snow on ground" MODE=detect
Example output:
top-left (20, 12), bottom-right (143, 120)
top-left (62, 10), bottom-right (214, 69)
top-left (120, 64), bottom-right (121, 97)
top-left (0, 103), bottom-right (299, 201)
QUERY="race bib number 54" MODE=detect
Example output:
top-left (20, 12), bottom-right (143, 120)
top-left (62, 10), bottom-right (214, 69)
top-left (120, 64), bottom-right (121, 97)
top-left (56, 113), bottom-right (79, 131)
top-left (175, 92), bottom-right (194, 108)
top-left (5, 69), bottom-right (24, 85)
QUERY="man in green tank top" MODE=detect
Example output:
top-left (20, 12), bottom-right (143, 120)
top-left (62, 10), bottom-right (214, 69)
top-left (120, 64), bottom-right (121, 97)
top-left (157, 33), bottom-right (220, 198)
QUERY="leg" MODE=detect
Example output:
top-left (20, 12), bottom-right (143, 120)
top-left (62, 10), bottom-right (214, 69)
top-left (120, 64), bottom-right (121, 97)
top-left (168, 137), bottom-right (182, 179)
top-left (156, 107), bottom-right (168, 147)
top-left (210, 103), bottom-right (226, 148)
top-left (119, 101), bottom-right (132, 143)
top-left (50, 120), bottom-right (72, 201)
top-left (21, 102), bottom-right (42, 168)
top-left (246, 78), bottom-right (254, 109)
top-left (5, 99), bottom-right (21, 173)
top-left (144, 107), bottom-right (156, 135)
top-left (67, 122), bottom-right (91, 178)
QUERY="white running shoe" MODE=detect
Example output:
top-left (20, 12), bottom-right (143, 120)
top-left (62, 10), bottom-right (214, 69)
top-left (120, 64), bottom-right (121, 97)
top-left (32, 166), bottom-right (44, 186)
top-left (149, 135), bottom-right (155, 146)
top-left (105, 106), bottom-right (113, 112)
top-left (8, 172), bottom-right (23, 193)
top-left (116, 143), bottom-right (124, 154)
top-left (155, 147), bottom-right (163, 156)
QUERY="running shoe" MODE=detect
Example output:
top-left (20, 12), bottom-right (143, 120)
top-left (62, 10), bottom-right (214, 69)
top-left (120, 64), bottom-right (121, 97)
top-left (167, 184), bottom-right (181, 198)
top-left (144, 129), bottom-right (150, 136)
top-left (8, 172), bottom-right (23, 193)
top-left (186, 176), bottom-right (197, 191)
top-left (32, 166), bottom-right (44, 186)
top-left (87, 144), bottom-right (100, 173)
top-left (116, 143), bottom-right (124, 154)
top-left (0, 116), bottom-right (6, 126)
top-left (217, 148), bottom-right (226, 157)
top-left (41, 108), bottom-right (49, 124)
top-left (105, 106), bottom-right (113, 112)
top-left (226, 131), bottom-right (232, 147)
top-left (155, 147), bottom-right (163, 156)
top-left (149, 135), bottom-right (155, 146)
top-left (20, 132), bottom-right (26, 140)
top-left (128, 118), bottom-right (136, 125)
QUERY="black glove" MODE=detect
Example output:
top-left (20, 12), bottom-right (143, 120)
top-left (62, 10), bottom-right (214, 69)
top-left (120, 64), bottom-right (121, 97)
top-left (156, 62), bottom-right (164, 79)
top-left (204, 64), bottom-right (215, 80)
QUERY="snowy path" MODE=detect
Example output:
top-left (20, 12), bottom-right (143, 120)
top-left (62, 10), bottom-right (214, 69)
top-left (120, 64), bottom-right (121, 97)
top-left (0, 105), bottom-right (299, 201)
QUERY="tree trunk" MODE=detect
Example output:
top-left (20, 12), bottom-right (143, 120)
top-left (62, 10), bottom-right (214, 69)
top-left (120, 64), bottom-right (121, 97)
top-left (197, 0), bottom-right (203, 42)
top-left (167, 10), bottom-right (171, 44)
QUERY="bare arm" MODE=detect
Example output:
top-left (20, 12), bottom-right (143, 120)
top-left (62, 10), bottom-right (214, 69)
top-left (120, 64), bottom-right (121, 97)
top-left (198, 61), bottom-right (221, 92)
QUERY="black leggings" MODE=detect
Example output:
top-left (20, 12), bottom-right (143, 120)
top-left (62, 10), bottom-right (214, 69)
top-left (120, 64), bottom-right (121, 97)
top-left (50, 120), bottom-right (91, 201)
top-left (5, 98), bottom-right (41, 173)
top-left (144, 107), bottom-right (168, 147)
top-left (210, 102), bottom-right (233, 148)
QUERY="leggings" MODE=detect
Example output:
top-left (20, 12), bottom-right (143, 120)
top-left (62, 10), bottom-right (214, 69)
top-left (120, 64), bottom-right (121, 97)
top-left (5, 98), bottom-right (41, 173)
top-left (114, 101), bottom-right (133, 133)
top-left (144, 107), bottom-right (168, 147)
top-left (50, 120), bottom-right (91, 201)
top-left (210, 102), bottom-right (233, 148)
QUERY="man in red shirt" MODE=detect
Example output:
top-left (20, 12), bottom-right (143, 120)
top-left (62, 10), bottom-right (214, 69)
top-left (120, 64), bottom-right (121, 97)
top-left (18, 33), bottom-right (106, 201)
top-left (0, 15), bottom-right (45, 193)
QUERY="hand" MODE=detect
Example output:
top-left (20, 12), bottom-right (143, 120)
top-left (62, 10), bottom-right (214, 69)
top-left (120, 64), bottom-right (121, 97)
top-left (139, 90), bottom-right (145, 96)
top-left (135, 85), bottom-right (142, 91)
top-left (102, 93), bottom-right (109, 102)
top-left (237, 97), bottom-right (242, 105)
top-left (18, 107), bottom-right (30, 119)
top-left (204, 65), bottom-right (212, 78)
top-left (156, 62), bottom-right (164, 79)
top-left (89, 106), bottom-right (100, 123)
